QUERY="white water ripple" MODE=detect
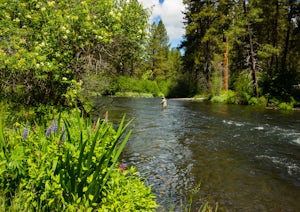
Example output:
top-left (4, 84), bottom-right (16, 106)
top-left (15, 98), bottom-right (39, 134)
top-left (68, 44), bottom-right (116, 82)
top-left (256, 155), bottom-right (300, 176)
top-left (266, 126), bottom-right (300, 145)
top-left (293, 137), bottom-right (300, 145)
top-left (222, 120), bottom-right (245, 127)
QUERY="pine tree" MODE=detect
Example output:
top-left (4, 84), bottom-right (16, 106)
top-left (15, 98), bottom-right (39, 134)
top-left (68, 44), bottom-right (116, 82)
top-left (146, 19), bottom-right (170, 80)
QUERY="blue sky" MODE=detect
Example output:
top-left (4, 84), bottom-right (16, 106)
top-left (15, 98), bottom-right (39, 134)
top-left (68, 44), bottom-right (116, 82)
top-left (138, 0), bottom-right (185, 48)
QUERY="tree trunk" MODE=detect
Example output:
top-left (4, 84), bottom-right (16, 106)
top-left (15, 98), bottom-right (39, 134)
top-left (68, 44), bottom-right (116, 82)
top-left (205, 41), bottom-right (212, 93)
top-left (270, 0), bottom-right (279, 74)
top-left (223, 38), bottom-right (229, 91)
top-left (243, 0), bottom-right (259, 97)
top-left (281, 5), bottom-right (292, 72)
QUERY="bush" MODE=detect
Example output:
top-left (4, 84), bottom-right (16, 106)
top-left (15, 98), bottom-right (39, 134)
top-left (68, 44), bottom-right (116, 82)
top-left (248, 97), bottom-right (258, 105)
top-left (268, 97), bottom-right (295, 110)
top-left (278, 102), bottom-right (294, 110)
top-left (0, 110), bottom-right (157, 211)
top-left (106, 76), bottom-right (161, 97)
top-left (210, 90), bottom-right (239, 104)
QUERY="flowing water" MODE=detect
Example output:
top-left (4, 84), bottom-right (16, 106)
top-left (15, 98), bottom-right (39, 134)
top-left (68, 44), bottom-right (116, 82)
top-left (93, 97), bottom-right (300, 211)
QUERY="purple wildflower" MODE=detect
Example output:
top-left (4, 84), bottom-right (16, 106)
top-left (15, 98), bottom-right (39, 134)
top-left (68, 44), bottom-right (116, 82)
top-left (45, 126), bottom-right (51, 136)
top-left (45, 120), bottom-right (58, 136)
top-left (22, 127), bottom-right (29, 139)
top-left (51, 120), bottom-right (58, 134)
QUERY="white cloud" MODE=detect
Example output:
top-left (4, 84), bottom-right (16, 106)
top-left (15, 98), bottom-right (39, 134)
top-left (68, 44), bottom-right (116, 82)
top-left (139, 0), bottom-right (185, 48)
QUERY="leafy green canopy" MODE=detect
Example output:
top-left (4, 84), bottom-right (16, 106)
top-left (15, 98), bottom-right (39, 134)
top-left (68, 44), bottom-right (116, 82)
top-left (0, 0), bottom-right (149, 106)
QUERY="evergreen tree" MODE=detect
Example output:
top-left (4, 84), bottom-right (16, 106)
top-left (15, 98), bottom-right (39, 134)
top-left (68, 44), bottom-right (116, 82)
top-left (146, 19), bottom-right (170, 80)
top-left (182, 0), bottom-right (232, 94)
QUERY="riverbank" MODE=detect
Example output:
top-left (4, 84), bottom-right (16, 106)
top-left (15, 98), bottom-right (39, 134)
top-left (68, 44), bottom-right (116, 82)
top-left (100, 87), bottom-right (300, 112)
top-left (169, 97), bottom-right (207, 101)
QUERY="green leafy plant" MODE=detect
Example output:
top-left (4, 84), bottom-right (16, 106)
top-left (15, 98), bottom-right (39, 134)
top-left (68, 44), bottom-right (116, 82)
top-left (0, 109), bottom-right (157, 211)
top-left (210, 90), bottom-right (238, 104)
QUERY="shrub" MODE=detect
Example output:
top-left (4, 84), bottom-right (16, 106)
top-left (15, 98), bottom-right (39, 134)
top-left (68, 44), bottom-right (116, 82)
top-left (278, 102), bottom-right (294, 110)
top-left (0, 110), bottom-right (157, 211)
top-left (268, 97), bottom-right (295, 110)
top-left (210, 90), bottom-right (238, 104)
top-left (248, 97), bottom-right (259, 105)
top-left (107, 76), bottom-right (161, 97)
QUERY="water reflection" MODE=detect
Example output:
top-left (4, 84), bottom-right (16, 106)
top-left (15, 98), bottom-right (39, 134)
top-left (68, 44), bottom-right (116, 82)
top-left (93, 97), bottom-right (300, 211)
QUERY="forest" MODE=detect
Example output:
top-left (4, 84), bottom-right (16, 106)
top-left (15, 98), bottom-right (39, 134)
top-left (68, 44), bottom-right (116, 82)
top-left (181, 0), bottom-right (300, 109)
top-left (0, 0), bottom-right (299, 210)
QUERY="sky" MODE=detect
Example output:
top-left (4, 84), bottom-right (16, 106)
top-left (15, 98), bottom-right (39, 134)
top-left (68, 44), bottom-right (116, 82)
top-left (138, 0), bottom-right (185, 48)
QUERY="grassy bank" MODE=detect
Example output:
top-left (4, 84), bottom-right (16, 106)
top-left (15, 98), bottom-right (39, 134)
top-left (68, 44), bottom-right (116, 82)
top-left (194, 90), bottom-right (299, 110)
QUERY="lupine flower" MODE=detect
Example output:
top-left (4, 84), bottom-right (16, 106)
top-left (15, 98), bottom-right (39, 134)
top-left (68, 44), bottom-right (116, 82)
top-left (45, 126), bottom-right (51, 136)
top-left (45, 120), bottom-right (58, 136)
top-left (22, 127), bottom-right (29, 139)
top-left (51, 120), bottom-right (58, 134)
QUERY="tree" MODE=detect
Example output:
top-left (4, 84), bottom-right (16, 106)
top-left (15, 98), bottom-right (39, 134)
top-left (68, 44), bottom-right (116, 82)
top-left (146, 19), bottom-right (170, 80)
top-left (0, 0), bottom-right (150, 105)
top-left (106, 0), bottom-right (149, 77)
top-left (242, 0), bottom-right (260, 97)
top-left (182, 0), bottom-right (231, 94)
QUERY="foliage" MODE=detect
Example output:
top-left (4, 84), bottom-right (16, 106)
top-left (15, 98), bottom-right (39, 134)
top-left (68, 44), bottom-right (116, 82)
top-left (0, 0), bottom-right (183, 104)
top-left (210, 90), bottom-right (239, 104)
top-left (278, 102), bottom-right (294, 110)
top-left (103, 0), bottom-right (149, 77)
top-left (107, 76), bottom-right (161, 97)
top-left (181, 0), bottom-right (300, 103)
top-left (268, 97), bottom-right (296, 110)
top-left (100, 166), bottom-right (156, 211)
top-left (233, 70), bottom-right (254, 104)
top-left (0, 110), bottom-right (157, 211)
top-left (146, 20), bottom-right (170, 80)
top-left (0, 0), bottom-right (150, 107)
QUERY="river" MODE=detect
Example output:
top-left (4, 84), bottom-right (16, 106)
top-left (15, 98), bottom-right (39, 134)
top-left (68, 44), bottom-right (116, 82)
top-left (93, 97), bottom-right (300, 211)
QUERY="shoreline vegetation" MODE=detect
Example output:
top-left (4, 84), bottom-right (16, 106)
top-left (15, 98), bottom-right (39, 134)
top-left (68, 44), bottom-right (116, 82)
top-left (112, 91), bottom-right (299, 111)
top-left (0, 109), bottom-right (158, 211)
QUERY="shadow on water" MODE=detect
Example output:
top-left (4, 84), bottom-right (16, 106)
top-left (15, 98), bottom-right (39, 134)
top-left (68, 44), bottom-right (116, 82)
top-left (93, 97), bottom-right (300, 211)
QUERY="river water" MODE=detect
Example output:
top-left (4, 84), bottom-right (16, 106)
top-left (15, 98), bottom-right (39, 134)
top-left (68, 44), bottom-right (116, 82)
top-left (93, 97), bottom-right (300, 211)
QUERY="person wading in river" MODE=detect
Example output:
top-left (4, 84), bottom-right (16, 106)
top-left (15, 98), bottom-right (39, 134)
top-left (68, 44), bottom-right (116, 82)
top-left (161, 97), bottom-right (167, 109)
